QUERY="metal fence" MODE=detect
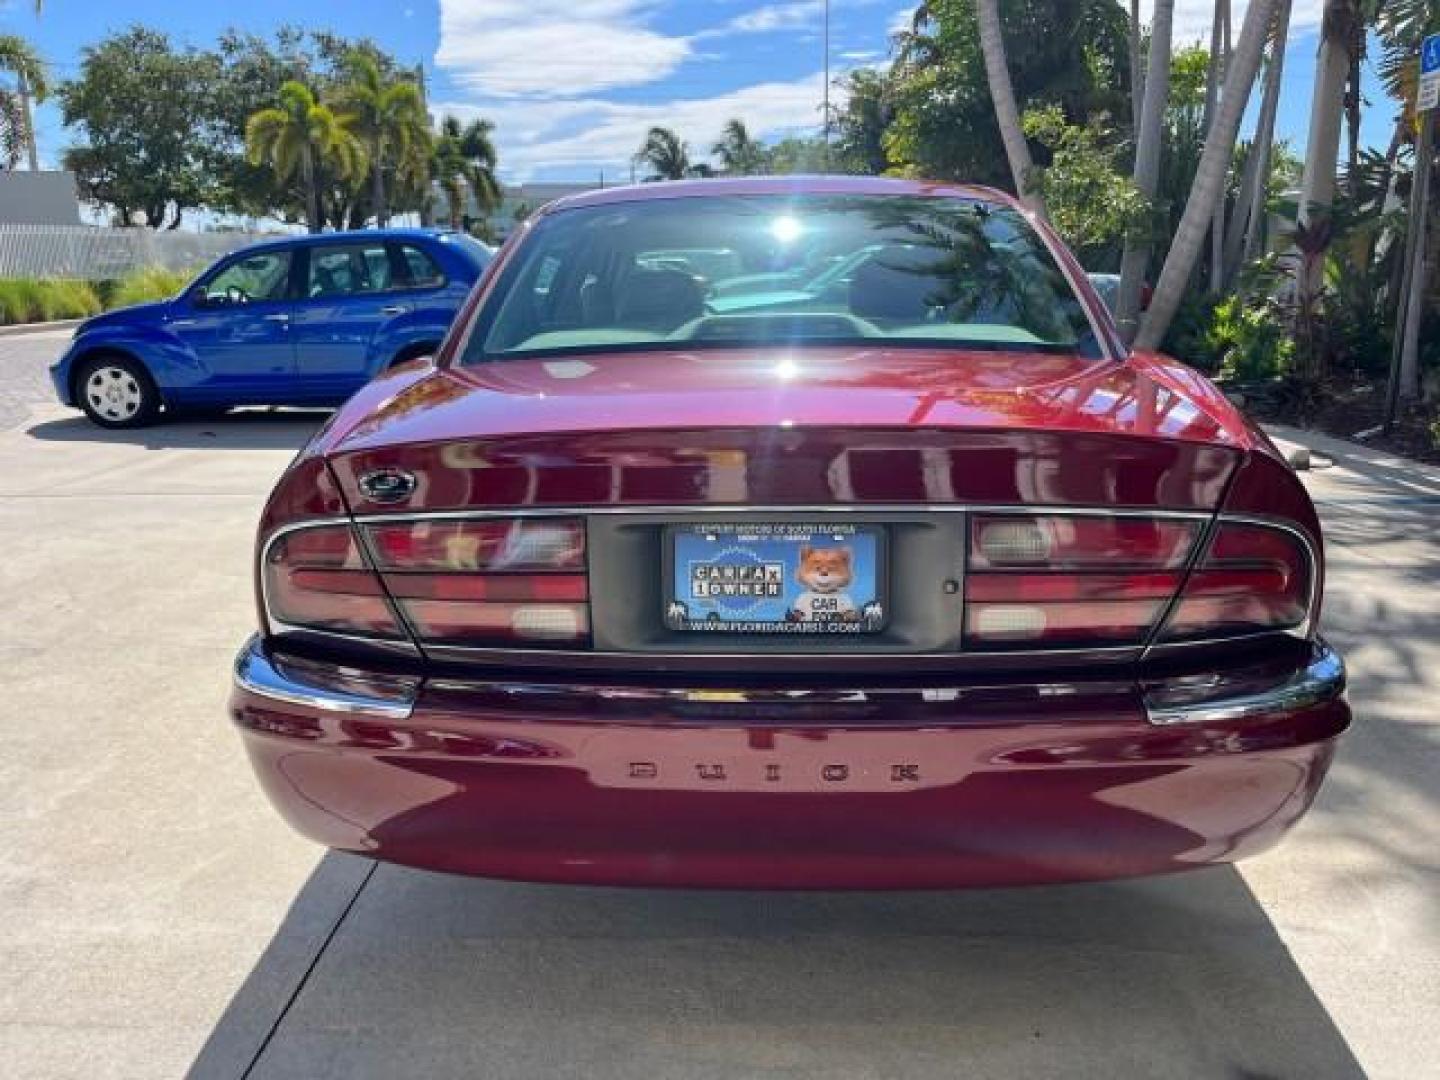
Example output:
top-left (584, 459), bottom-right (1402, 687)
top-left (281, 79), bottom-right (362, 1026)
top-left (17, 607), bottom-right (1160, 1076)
top-left (0, 225), bottom-right (275, 280)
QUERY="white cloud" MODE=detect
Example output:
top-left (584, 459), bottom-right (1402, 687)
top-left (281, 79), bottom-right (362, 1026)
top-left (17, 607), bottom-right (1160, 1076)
top-left (435, 71), bottom-right (831, 180)
top-left (724, 1), bottom-right (823, 34)
top-left (1137, 1), bottom-right (1324, 46)
top-left (437, 0), bottom-right (692, 97)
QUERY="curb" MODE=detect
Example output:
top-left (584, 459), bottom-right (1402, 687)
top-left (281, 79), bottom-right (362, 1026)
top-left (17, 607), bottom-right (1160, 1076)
top-left (0, 318), bottom-right (82, 338)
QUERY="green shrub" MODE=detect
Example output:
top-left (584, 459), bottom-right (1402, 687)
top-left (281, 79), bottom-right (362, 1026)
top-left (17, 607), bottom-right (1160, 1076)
top-left (1208, 292), bottom-right (1296, 383)
top-left (0, 278), bottom-right (103, 324)
top-left (1160, 293), bottom-right (1223, 372)
top-left (108, 266), bottom-right (195, 309)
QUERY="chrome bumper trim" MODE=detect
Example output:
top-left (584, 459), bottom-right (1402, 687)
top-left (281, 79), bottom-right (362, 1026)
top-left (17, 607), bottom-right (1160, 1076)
top-left (1142, 640), bottom-right (1346, 726)
top-left (233, 635), bottom-right (418, 720)
top-left (235, 635), bottom-right (1344, 730)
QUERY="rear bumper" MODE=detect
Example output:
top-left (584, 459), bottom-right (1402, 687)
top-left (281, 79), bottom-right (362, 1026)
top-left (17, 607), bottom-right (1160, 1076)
top-left (230, 636), bottom-right (1349, 889)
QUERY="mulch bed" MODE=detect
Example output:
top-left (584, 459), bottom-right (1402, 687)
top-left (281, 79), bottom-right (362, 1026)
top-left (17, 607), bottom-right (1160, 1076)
top-left (1227, 375), bottom-right (1440, 465)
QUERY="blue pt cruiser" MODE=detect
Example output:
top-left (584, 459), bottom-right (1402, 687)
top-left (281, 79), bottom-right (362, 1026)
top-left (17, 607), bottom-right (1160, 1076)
top-left (51, 229), bottom-right (492, 428)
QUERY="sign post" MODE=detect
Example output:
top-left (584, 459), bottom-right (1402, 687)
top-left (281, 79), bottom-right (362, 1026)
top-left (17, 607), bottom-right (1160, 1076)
top-left (1419, 34), bottom-right (1440, 112)
top-left (1383, 35), bottom-right (1438, 429)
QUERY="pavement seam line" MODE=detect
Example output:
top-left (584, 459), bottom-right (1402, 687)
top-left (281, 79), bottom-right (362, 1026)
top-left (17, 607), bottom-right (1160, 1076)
top-left (238, 859), bottom-right (379, 1080)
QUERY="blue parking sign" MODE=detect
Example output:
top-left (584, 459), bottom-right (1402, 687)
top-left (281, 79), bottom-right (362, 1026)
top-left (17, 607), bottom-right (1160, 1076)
top-left (1421, 35), bottom-right (1440, 112)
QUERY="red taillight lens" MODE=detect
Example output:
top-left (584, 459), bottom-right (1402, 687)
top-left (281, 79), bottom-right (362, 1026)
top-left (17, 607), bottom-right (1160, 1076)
top-left (264, 526), bottom-right (404, 639)
top-left (964, 515), bottom-right (1201, 648)
top-left (365, 518), bottom-right (589, 647)
top-left (1158, 522), bottom-right (1312, 641)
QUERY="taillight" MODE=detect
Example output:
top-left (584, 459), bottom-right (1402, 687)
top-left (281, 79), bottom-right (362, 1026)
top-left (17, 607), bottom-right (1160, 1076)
top-left (964, 515), bottom-right (1201, 648)
top-left (365, 518), bottom-right (589, 647)
top-left (264, 525), bottom-right (405, 639)
top-left (1157, 521), bottom-right (1312, 641)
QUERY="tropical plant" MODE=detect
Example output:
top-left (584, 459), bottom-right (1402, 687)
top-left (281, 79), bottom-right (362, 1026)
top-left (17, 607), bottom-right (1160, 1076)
top-left (0, 34), bottom-right (47, 170)
top-left (431, 114), bottom-right (501, 231)
top-left (712, 119), bottom-right (767, 176)
top-left (1136, 0), bottom-right (1282, 351)
top-left (245, 80), bottom-right (366, 233)
top-left (831, 68), bottom-right (893, 175)
top-left (335, 51), bottom-right (429, 227)
top-left (634, 126), bottom-right (692, 181)
top-left (1021, 106), bottom-right (1147, 268)
top-left (886, 0), bottom-right (1130, 187)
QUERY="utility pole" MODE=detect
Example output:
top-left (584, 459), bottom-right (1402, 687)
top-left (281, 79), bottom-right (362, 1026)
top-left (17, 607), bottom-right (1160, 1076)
top-left (18, 72), bottom-right (38, 171)
top-left (822, 0), bottom-right (831, 171)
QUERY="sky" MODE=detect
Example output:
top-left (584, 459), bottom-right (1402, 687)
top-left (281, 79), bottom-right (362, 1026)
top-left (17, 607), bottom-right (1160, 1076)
top-left (1, 0), bottom-right (1393, 190)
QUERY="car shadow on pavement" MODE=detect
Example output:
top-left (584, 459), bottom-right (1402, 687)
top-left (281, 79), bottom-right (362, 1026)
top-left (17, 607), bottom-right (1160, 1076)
top-left (25, 410), bottom-right (328, 451)
top-left (189, 855), bottom-right (1365, 1080)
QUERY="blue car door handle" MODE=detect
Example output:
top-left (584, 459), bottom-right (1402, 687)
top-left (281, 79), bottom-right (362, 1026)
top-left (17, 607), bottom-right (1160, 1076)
top-left (262, 313), bottom-right (291, 323)
top-left (380, 304), bottom-right (411, 315)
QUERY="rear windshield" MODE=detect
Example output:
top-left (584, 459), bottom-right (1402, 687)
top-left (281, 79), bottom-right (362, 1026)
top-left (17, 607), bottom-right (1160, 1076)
top-left (463, 194), bottom-right (1102, 363)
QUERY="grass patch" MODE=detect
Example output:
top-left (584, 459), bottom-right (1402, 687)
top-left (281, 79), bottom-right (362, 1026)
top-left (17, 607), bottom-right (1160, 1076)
top-left (108, 266), bottom-right (194, 309)
top-left (0, 278), bottom-right (103, 325)
top-left (0, 266), bottom-right (198, 325)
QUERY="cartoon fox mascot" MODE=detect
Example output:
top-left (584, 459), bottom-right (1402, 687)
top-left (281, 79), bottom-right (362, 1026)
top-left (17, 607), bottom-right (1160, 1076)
top-left (788, 545), bottom-right (859, 623)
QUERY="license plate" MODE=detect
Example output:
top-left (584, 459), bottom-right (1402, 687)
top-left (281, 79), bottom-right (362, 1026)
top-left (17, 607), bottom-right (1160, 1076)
top-left (665, 523), bottom-right (886, 635)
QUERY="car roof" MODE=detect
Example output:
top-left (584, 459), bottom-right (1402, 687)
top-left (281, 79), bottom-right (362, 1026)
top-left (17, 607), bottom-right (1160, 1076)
top-left (232, 228), bottom-right (464, 255)
top-left (540, 175), bottom-right (1022, 216)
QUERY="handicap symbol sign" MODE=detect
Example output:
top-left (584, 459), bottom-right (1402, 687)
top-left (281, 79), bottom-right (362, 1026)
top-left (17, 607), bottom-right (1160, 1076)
top-left (1425, 34), bottom-right (1440, 76)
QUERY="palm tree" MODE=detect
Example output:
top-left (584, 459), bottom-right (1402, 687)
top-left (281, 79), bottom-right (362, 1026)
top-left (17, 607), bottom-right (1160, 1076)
top-left (335, 52), bottom-right (429, 227)
top-left (0, 34), bottom-right (46, 171)
top-left (1296, 1), bottom-right (1365, 302)
top-left (1136, 0), bottom-right (1282, 350)
top-left (1223, 0), bottom-right (1293, 283)
top-left (431, 115), bottom-right (501, 231)
top-left (456, 117), bottom-right (500, 218)
top-left (246, 81), bottom-right (366, 233)
top-left (712, 119), bottom-right (766, 175)
top-left (1114, 0), bottom-right (1175, 341)
top-left (634, 126), bottom-right (691, 181)
top-left (975, 0), bottom-right (1044, 214)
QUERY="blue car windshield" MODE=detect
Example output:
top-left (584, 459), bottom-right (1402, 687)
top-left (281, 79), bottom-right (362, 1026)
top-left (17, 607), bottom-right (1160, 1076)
top-left (464, 194), bottom-right (1102, 363)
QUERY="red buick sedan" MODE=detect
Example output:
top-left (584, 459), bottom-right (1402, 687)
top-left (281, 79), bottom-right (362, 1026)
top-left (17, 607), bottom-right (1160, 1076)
top-left (230, 177), bottom-right (1348, 889)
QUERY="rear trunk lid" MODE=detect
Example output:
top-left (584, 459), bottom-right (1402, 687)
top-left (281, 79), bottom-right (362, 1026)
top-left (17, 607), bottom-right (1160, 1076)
top-left (322, 348), bottom-right (1248, 513)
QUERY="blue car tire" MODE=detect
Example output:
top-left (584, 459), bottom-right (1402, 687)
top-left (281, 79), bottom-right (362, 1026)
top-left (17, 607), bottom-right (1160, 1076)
top-left (76, 354), bottom-right (161, 429)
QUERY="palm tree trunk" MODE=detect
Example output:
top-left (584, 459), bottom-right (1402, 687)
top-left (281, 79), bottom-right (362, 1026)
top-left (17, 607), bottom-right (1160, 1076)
top-left (975, 0), bottom-right (1044, 215)
top-left (1206, 0), bottom-right (1232, 294)
top-left (1390, 114), bottom-right (1433, 409)
top-left (1226, 0), bottom-right (1291, 280)
top-left (1136, 0), bottom-right (1278, 351)
top-left (17, 70), bottom-right (37, 171)
top-left (372, 154), bottom-right (387, 228)
top-left (302, 145), bottom-right (321, 234)
top-left (1115, 0), bottom-right (1174, 341)
top-left (1296, 5), bottom-right (1349, 301)
top-left (1128, 0), bottom-right (1144, 127)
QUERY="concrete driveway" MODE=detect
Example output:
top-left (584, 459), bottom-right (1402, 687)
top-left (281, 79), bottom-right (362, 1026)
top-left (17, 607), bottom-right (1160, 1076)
top-left (1, 328), bottom-right (1435, 1079)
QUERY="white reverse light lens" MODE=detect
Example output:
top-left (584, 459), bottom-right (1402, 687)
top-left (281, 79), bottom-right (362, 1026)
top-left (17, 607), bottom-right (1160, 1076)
top-left (978, 521), bottom-right (1053, 565)
top-left (973, 605), bottom-right (1047, 641)
top-left (512, 606), bottom-right (582, 640)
